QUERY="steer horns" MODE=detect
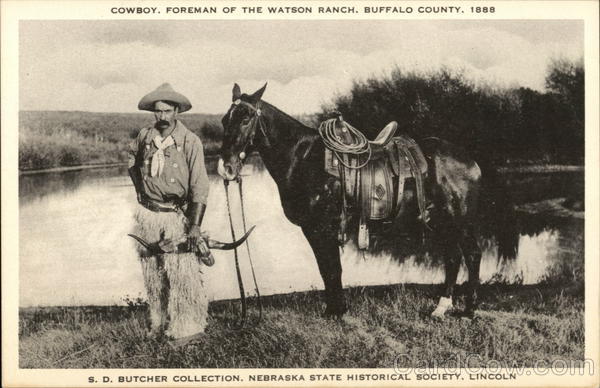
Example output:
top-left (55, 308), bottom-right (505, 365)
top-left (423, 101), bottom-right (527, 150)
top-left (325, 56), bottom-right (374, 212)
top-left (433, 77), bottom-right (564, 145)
top-left (128, 226), bottom-right (255, 255)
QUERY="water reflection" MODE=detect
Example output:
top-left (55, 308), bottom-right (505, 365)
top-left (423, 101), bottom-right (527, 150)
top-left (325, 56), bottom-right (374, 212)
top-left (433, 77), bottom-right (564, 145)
top-left (20, 167), bottom-right (127, 205)
top-left (18, 163), bottom-right (584, 307)
top-left (504, 172), bottom-right (584, 205)
top-left (19, 156), bottom-right (230, 205)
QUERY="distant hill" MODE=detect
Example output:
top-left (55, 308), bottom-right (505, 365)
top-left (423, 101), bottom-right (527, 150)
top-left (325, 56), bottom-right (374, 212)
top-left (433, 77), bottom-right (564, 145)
top-left (20, 110), bottom-right (223, 140)
top-left (19, 110), bottom-right (224, 170)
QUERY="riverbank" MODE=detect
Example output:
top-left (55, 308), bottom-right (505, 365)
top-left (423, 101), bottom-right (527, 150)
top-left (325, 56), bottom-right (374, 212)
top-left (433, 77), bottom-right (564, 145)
top-left (19, 162), bottom-right (128, 175)
top-left (517, 198), bottom-right (584, 219)
top-left (498, 165), bottom-right (584, 173)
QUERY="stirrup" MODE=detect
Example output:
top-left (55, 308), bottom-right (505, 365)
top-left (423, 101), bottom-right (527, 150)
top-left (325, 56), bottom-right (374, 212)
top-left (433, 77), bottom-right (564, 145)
top-left (358, 222), bottom-right (369, 250)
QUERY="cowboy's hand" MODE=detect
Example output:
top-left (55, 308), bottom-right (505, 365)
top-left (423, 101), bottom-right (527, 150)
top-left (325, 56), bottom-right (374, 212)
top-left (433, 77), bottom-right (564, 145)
top-left (187, 224), bottom-right (203, 251)
top-left (187, 226), bottom-right (215, 266)
top-left (195, 235), bottom-right (215, 267)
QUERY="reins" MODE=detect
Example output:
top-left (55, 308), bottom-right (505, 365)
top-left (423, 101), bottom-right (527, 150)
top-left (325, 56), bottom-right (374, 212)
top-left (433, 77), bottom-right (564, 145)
top-left (238, 178), bottom-right (263, 323)
top-left (223, 177), bottom-right (262, 329)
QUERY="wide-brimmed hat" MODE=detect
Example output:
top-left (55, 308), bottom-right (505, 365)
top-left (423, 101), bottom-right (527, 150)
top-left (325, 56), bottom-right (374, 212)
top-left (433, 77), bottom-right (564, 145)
top-left (138, 83), bottom-right (192, 113)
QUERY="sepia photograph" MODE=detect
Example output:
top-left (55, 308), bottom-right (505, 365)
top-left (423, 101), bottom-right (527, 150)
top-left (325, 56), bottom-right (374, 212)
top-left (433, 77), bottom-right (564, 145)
top-left (2, 1), bottom-right (599, 387)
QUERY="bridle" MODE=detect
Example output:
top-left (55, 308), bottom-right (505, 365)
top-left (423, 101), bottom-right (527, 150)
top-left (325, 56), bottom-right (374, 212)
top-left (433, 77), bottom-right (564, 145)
top-left (228, 99), bottom-right (271, 161)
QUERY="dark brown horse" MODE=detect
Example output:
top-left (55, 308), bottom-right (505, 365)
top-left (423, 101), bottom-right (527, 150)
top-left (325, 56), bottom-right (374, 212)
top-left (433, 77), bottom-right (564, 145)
top-left (218, 83), bottom-right (518, 319)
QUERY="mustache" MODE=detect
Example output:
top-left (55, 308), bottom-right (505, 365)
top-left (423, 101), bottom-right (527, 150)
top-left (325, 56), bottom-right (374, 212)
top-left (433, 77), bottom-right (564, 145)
top-left (156, 120), bottom-right (170, 127)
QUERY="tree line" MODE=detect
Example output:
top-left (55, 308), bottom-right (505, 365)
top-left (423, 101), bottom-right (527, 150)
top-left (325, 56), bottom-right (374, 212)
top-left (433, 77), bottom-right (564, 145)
top-left (316, 58), bottom-right (584, 166)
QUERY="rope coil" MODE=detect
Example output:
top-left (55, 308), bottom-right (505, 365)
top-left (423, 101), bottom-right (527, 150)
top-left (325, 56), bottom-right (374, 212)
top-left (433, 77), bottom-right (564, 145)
top-left (318, 118), bottom-right (371, 169)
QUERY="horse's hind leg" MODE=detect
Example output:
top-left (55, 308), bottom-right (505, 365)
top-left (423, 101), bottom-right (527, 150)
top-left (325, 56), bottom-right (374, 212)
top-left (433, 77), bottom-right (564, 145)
top-left (431, 229), bottom-right (462, 318)
top-left (462, 231), bottom-right (482, 318)
top-left (431, 246), bottom-right (461, 318)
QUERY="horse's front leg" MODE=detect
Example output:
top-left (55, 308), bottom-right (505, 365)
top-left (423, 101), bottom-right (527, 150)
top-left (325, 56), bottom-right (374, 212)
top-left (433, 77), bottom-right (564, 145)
top-left (302, 226), bottom-right (347, 317)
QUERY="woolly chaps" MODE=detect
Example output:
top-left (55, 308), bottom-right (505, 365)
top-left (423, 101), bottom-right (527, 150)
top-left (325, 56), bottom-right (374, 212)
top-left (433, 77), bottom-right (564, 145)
top-left (132, 206), bottom-right (208, 339)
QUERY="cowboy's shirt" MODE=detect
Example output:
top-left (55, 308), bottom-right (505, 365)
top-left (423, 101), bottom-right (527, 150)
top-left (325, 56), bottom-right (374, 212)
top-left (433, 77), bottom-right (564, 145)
top-left (128, 120), bottom-right (209, 205)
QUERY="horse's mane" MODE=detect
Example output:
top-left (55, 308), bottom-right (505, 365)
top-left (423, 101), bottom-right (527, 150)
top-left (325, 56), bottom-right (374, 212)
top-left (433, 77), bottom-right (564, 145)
top-left (260, 100), bottom-right (319, 142)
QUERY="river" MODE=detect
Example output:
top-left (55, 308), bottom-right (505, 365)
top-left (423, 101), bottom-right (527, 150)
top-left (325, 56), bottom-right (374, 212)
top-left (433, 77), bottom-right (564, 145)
top-left (19, 159), bottom-right (584, 307)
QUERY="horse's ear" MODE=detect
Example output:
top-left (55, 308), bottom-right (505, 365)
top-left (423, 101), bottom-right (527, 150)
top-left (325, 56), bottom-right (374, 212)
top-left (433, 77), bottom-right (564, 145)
top-left (232, 83), bottom-right (241, 101)
top-left (250, 82), bottom-right (267, 102)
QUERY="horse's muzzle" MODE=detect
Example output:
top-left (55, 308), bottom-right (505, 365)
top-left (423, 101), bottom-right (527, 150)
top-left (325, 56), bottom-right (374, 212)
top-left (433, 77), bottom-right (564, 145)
top-left (218, 157), bottom-right (240, 181)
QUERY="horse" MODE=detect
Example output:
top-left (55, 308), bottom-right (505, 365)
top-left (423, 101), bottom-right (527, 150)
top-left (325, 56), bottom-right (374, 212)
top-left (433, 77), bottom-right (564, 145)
top-left (217, 83), bottom-right (519, 319)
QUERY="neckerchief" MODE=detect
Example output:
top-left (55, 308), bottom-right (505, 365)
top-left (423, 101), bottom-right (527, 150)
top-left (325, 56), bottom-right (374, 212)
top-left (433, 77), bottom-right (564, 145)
top-left (151, 135), bottom-right (175, 177)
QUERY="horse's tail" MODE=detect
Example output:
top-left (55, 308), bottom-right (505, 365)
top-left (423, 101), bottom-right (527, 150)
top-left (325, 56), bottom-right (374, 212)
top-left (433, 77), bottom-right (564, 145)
top-left (478, 160), bottom-right (519, 261)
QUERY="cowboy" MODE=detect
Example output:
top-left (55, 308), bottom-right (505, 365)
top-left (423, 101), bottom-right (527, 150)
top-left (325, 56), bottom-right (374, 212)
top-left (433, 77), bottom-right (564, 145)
top-left (128, 83), bottom-right (211, 339)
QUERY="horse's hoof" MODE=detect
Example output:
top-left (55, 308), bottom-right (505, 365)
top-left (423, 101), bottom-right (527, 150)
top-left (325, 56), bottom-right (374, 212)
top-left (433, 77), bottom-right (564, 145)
top-left (430, 296), bottom-right (452, 319)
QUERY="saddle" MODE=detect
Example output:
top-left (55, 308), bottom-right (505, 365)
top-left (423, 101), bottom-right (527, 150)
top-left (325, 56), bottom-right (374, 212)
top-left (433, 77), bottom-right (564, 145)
top-left (320, 118), bottom-right (428, 249)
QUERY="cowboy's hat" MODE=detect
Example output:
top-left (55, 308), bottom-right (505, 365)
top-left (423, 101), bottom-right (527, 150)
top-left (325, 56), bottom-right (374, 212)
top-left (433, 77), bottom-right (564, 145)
top-left (138, 83), bottom-right (192, 113)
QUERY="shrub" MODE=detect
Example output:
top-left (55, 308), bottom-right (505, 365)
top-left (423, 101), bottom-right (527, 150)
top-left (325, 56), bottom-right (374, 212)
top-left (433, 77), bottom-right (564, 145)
top-left (319, 60), bottom-right (584, 165)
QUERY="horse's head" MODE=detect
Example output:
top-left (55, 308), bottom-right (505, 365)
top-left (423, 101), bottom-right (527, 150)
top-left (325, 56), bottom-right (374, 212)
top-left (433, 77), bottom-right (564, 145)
top-left (218, 83), bottom-right (268, 181)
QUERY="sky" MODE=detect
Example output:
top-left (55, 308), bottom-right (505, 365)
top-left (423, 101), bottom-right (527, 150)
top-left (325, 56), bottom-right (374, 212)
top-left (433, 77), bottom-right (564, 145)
top-left (19, 20), bottom-right (583, 115)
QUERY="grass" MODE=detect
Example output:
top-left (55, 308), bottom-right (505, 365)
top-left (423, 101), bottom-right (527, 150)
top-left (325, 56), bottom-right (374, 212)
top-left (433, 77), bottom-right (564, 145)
top-left (18, 111), bottom-right (224, 171)
top-left (19, 125), bottom-right (124, 170)
top-left (19, 279), bottom-right (584, 369)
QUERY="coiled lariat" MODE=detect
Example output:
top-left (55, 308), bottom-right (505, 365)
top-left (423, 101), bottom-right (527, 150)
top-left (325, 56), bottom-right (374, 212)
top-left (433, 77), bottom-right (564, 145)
top-left (318, 117), bottom-right (372, 169)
